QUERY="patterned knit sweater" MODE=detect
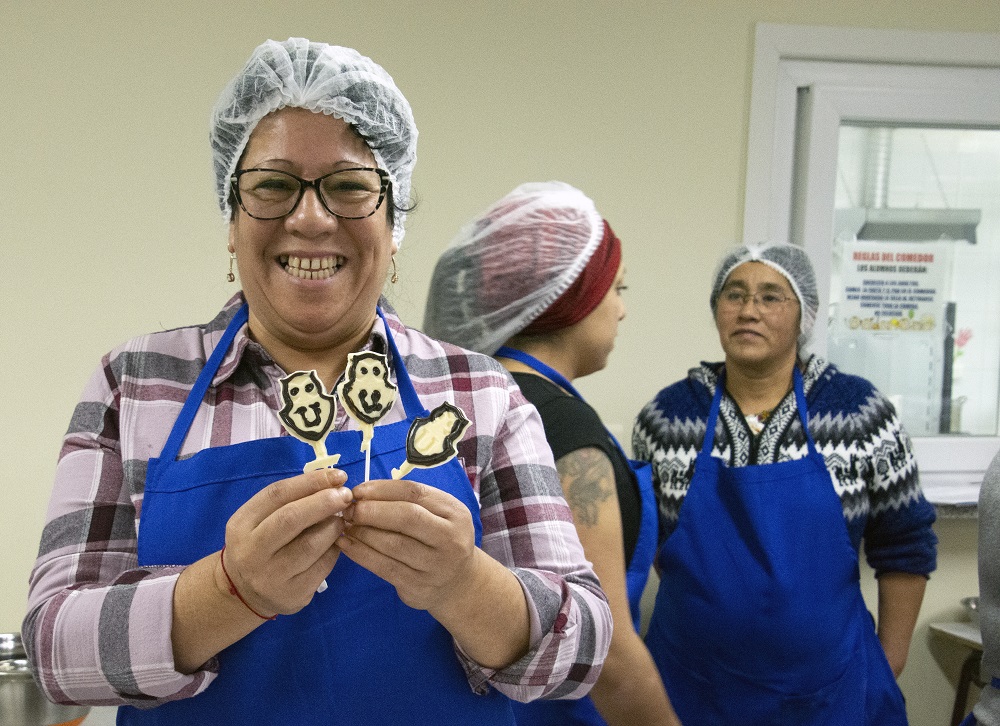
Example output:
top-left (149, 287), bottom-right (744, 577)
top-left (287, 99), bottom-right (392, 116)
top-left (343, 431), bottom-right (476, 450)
top-left (632, 356), bottom-right (937, 577)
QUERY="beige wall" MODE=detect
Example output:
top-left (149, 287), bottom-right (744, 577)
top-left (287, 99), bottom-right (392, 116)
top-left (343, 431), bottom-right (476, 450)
top-left (3, 2), bottom-right (997, 724)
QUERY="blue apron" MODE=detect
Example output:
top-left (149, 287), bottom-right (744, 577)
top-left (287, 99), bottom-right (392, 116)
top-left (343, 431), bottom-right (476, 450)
top-left (496, 347), bottom-right (658, 726)
top-left (119, 305), bottom-right (515, 725)
top-left (645, 367), bottom-right (907, 725)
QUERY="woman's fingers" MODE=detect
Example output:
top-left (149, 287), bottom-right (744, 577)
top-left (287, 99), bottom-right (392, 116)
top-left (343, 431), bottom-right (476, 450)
top-left (255, 485), bottom-right (353, 552)
top-left (271, 512), bottom-right (348, 575)
top-left (351, 479), bottom-right (470, 527)
top-left (286, 544), bottom-right (343, 595)
top-left (221, 468), bottom-right (352, 615)
top-left (233, 468), bottom-right (348, 531)
top-left (340, 479), bottom-right (476, 610)
top-left (343, 519), bottom-right (435, 571)
top-left (352, 478), bottom-right (455, 512)
top-left (228, 469), bottom-right (351, 554)
top-left (347, 483), bottom-right (472, 557)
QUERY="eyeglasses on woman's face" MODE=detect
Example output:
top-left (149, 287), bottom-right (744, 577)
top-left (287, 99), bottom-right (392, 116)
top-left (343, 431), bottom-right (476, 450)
top-left (230, 167), bottom-right (390, 220)
top-left (718, 287), bottom-right (797, 314)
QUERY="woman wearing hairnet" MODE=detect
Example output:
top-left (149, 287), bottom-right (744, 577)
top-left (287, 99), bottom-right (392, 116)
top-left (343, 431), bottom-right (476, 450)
top-left (633, 242), bottom-right (938, 725)
top-left (23, 40), bottom-right (611, 724)
top-left (425, 182), bottom-right (681, 726)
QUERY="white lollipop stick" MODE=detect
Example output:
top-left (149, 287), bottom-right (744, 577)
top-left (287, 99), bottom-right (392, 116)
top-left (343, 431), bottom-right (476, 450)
top-left (276, 370), bottom-right (342, 595)
top-left (361, 425), bottom-right (374, 481)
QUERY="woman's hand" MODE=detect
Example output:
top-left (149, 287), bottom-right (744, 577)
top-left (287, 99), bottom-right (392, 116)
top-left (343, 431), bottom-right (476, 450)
top-left (219, 467), bottom-right (354, 616)
top-left (172, 468), bottom-right (353, 673)
top-left (338, 478), bottom-right (530, 669)
top-left (337, 479), bottom-right (476, 611)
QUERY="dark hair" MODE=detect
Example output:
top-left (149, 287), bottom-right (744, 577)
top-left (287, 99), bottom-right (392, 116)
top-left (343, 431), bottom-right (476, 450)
top-left (385, 181), bottom-right (417, 229)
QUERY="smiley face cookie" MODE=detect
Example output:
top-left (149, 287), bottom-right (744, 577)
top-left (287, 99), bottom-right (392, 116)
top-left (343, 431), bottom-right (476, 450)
top-left (278, 370), bottom-right (341, 471)
top-left (337, 351), bottom-right (397, 453)
top-left (391, 402), bottom-right (470, 480)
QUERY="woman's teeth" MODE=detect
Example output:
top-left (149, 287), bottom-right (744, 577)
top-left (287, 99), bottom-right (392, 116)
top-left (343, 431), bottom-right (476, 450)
top-left (279, 255), bottom-right (344, 280)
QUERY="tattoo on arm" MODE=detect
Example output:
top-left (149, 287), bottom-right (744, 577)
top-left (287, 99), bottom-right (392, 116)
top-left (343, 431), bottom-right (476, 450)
top-left (556, 447), bottom-right (615, 527)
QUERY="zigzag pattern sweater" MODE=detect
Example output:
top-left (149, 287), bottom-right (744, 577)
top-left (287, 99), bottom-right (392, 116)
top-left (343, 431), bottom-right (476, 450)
top-left (632, 356), bottom-right (937, 577)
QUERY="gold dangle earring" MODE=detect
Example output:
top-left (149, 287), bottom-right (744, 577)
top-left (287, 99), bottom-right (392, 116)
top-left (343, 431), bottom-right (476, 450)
top-left (390, 257), bottom-right (399, 284)
top-left (227, 251), bottom-right (237, 282)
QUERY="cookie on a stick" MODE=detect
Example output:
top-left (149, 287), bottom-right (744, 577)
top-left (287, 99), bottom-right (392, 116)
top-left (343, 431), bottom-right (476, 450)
top-left (391, 402), bottom-right (470, 480)
top-left (336, 351), bottom-right (397, 481)
top-left (278, 370), bottom-right (341, 472)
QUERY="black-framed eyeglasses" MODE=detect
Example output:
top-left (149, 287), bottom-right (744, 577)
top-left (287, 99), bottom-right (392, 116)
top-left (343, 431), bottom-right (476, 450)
top-left (230, 167), bottom-right (390, 220)
top-left (718, 288), bottom-right (797, 313)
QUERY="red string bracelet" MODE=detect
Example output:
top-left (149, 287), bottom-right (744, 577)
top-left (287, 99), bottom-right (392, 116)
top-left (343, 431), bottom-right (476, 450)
top-left (219, 546), bottom-right (277, 621)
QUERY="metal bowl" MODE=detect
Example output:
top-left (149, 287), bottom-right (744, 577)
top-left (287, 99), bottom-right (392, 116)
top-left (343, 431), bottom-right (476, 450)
top-left (961, 596), bottom-right (980, 628)
top-left (0, 632), bottom-right (25, 659)
top-left (0, 634), bottom-right (90, 726)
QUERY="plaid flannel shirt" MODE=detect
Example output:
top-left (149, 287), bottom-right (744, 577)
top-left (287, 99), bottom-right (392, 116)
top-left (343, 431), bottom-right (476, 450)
top-left (24, 294), bottom-right (610, 708)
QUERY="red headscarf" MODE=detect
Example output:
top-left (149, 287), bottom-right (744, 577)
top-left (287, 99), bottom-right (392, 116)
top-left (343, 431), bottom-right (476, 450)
top-left (522, 220), bottom-right (622, 334)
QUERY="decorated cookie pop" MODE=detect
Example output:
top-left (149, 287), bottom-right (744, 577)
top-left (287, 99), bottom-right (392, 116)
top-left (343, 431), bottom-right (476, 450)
top-left (391, 402), bottom-right (470, 480)
top-left (278, 370), bottom-right (341, 594)
top-left (336, 351), bottom-right (397, 481)
top-left (278, 370), bottom-right (341, 472)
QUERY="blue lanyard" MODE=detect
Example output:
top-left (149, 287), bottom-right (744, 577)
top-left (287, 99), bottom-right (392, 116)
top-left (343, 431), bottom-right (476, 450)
top-left (496, 346), bottom-right (586, 400)
top-left (495, 346), bottom-right (630, 458)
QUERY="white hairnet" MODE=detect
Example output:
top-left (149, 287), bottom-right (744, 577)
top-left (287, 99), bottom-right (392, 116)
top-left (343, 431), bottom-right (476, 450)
top-left (424, 181), bottom-right (604, 355)
top-left (710, 242), bottom-right (820, 347)
top-left (210, 38), bottom-right (417, 244)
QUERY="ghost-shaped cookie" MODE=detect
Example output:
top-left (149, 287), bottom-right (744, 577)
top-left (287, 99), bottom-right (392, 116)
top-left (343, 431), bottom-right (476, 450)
top-left (391, 402), bottom-right (470, 480)
top-left (278, 370), bottom-right (341, 472)
top-left (336, 351), bottom-right (397, 454)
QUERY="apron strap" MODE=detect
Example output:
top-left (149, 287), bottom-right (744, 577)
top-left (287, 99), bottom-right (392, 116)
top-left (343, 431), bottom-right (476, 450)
top-left (378, 307), bottom-right (427, 418)
top-left (495, 346), bottom-right (631, 460)
top-left (496, 347), bottom-right (585, 400)
top-left (702, 365), bottom-right (818, 458)
top-left (790, 365), bottom-right (820, 457)
top-left (700, 372), bottom-right (727, 458)
top-left (161, 305), bottom-right (423, 463)
top-left (160, 303), bottom-right (249, 462)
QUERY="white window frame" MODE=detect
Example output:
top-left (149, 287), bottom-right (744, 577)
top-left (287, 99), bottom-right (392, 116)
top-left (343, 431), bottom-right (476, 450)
top-left (744, 23), bottom-right (1000, 501)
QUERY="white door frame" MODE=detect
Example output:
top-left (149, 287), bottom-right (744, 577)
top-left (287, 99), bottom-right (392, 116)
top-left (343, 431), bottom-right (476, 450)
top-left (783, 61), bottom-right (1000, 357)
top-left (743, 23), bottom-right (1000, 499)
top-left (744, 22), bottom-right (1000, 248)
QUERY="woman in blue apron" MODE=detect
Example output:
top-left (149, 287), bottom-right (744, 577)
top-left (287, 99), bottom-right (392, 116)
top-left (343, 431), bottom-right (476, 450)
top-left (24, 39), bottom-right (613, 723)
top-left (119, 304), bottom-right (518, 724)
top-left (961, 450), bottom-right (1000, 726)
top-left (425, 182), bottom-right (681, 726)
top-left (634, 242), bottom-right (937, 725)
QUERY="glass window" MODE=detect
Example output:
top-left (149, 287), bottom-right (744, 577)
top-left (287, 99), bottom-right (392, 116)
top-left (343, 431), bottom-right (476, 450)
top-left (829, 126), bottom-right (1000, 437)
top-left (743, 35), bottom-right (1000, 500)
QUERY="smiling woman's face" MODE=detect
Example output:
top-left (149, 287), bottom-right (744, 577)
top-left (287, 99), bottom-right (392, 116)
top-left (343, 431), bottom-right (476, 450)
top-left (229, 107), bottom-right (396, 360)
top-left (714, 262), bottom-right (801, 372)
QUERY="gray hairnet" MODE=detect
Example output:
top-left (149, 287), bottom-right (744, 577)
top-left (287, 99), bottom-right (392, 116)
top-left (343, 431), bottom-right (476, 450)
top-left (709, 242), bottom-right (820, 347)
top-left (424, 181), bottom-right (604, 356)
top-left (210, 38), bottom-right (417, 244)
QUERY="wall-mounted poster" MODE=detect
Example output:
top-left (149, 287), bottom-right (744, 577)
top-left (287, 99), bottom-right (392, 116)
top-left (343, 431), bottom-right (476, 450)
top-left (837, 240), bottom-right (953, 334)
top-left (828, 240), bottom-right (955, 436)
